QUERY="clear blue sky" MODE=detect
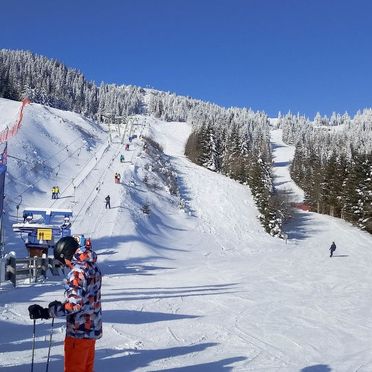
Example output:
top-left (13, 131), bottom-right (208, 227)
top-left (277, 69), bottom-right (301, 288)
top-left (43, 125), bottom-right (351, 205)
top-left (1, 0), bottom-right (372, 118)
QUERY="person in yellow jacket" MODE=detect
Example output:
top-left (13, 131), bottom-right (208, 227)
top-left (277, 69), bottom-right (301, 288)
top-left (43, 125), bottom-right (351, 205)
top-left (55, 185), bottom-right (60, 199)
top-left (51, 186), bottom-right (60, 199)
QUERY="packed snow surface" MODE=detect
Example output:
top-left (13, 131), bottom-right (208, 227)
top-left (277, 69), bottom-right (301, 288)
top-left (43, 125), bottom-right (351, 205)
top-left (0, 98), bottom-right (371, 371)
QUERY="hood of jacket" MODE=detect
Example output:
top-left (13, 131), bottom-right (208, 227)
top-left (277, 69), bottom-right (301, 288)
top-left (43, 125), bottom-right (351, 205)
top-left (71, 246), bottom-right (97, 264)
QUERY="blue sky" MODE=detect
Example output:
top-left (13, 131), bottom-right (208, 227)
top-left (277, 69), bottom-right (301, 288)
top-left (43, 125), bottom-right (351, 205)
top-left (1, 0), bottom-right (372, 117)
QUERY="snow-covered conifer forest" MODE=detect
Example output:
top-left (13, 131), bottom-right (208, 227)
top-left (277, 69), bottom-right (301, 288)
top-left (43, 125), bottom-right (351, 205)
top-left (280, 112), bottom-right (372, 232)
top-left (0, 49), bottom-right (371, 234)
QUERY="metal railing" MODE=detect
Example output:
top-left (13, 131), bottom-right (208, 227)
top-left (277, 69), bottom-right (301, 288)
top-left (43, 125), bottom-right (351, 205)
top-left (0, 253), bottom-right (64, 287)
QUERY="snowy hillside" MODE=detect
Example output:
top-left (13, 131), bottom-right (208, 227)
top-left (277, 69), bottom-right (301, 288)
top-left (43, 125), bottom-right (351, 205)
top-left (0, 98), bottom-right (372, 371)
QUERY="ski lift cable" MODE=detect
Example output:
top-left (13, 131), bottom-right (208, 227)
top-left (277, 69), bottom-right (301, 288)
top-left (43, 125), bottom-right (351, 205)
top-left (6, 143), bottom-right (99, 206)
top-left (13, 135), bottom-right (82, 169)
top-left (6, 120), bottom-right (143, 213)
top-left (7, 140), bottom-right (86, 185)
top-left (7, 154), bottom-right (33, 164)
top-left (89, 123), bottom-right (149, 236)
top-left (4, 106), bottom-right (100, 204)
top-left (73, 147), bottom-right (118, 220)
top-left (45, 141), bottom-right (111, 212)
top-left (54, 142), bottom-right (111, 201)
top-left (81, 120), bottom-right (147, 234)
top-left (8, 140), bottom-right (88, 187)
top-left (72, 142), bottom-right (125, 223)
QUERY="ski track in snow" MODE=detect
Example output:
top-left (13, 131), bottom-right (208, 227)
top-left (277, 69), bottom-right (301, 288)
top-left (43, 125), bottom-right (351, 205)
top-left (0, 101), bottom-right (372, 371)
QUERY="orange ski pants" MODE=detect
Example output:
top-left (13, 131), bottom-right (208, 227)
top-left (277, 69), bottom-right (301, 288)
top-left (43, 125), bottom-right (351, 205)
top-left (64, 336), bottom-right (96, 372)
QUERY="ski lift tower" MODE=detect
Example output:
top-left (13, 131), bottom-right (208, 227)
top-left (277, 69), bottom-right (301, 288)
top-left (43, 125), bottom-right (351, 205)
top-left (100, 113), bottom-right (114, 143)
top-left (100, 114), bottom-right (127, 143)
top-left (122, 116), bottom-right (141, 144)
top-left (113, 115), bottom-right (126, 140)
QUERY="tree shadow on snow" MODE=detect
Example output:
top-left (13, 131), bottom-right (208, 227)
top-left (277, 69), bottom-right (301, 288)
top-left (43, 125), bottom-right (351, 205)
top-left (103, 309), bottom-right (199, 324)
top-left (271, 143), bottom-right (286, 150)
top-left (283, 210), bottom-right (320, 241)
top-left (96, 249), bottom-right (118, 256)
top-left (56, 195), bottom-right (73, 200)
top-left (95, 342), bottom-right (246, 371)
top-left (160, 356), bottom-right (247, 371)
top-left (87, 208), bottom-right (191, 277)
top-left (92, 234), bottom-right (178, 277)
top-left (93, 240), bottom-right (178, 278)
top-left (331, 255), bottom-right (349, 258)
top-left (0, 318), bottom-right (63, 354)
top-left (0, 357), bottom-right (64, 372)
top-left (273, 180), bottom-right (292, 188)
top-left (100, 257), bottom-right (175, 277)
top-left (301, 364), bottom-right (332, 372)
top-left (93, 232), bottom-right (185, 255)
top-left (143, 209), bottom-right (189, 234)
top-left (125, 183), bottom-right (146, 193)
top-left (273, 161), bottom-right (291, 167)
top-left (168, 154), bottom-right (195, 215)
top-left (102, 283), bottom-right (238, 302)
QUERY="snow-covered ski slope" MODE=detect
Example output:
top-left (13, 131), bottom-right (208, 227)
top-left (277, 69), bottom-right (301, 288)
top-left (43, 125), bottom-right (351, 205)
top-left (0, 98), bottom-right (372, 371)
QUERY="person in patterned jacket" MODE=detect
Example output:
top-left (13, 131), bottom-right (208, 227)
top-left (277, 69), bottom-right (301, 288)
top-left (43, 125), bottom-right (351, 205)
top-left (28, 236), bottom-right (102, 372)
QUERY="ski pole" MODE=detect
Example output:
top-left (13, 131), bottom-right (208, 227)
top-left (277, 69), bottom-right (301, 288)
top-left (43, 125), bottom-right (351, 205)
top-left (31, 319), bottom-right (36, 372)
top-left (45, 317), bottom-right (55, 372)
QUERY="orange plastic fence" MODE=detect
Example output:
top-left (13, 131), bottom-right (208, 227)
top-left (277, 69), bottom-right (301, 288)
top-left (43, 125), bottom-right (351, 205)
top-left (0, 98), bottom-right (30, 144)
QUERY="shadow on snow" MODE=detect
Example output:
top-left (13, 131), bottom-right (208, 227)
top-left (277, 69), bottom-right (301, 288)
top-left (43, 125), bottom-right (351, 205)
top-left (301, 364), bottom-right (332, 372)
top-left (0, 342), bottom-right (247, 372)
top-left (102, 283), bottom-right (238, 302)
top-left (283, 210), bottom-right (320, 241)
top-left (104, 309), bottom-right (199, 324)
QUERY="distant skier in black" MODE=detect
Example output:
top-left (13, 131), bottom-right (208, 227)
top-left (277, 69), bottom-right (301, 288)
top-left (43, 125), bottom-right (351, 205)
top-left (105, 195), bottom-right (111, 209)
top-left (329, 241), bottom-right (336, 257)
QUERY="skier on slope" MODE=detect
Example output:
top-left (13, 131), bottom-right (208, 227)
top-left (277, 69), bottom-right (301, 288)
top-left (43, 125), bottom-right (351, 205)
top-left (28, 236), bottom-right (102, 372)
top-left (55, 185), bottom-right (60, 199)
top-left (105, 195), bottom-right (111, 209)
top-left (329, 241), bottom-right (336, 257)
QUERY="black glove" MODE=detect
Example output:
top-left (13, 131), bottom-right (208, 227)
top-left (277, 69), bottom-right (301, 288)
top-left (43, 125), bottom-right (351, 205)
top-left (48, 300), bottom-right (63, 318)
top-left (28, 304), bottom-right (50, 320)
top-left (48, 300), bottom-right (62, 309)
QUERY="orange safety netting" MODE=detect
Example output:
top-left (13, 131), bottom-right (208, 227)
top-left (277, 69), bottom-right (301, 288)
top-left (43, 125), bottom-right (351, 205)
top-left (0, 98), bottom-right (31, 144)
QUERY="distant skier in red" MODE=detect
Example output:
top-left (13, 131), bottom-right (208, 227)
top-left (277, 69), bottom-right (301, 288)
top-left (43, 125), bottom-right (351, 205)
top-left (114, 173), bottom-right (121, 184)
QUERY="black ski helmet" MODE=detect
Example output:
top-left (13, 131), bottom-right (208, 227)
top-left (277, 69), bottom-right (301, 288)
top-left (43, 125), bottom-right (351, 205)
top-left (54, 236), bottom-right (79, 264)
